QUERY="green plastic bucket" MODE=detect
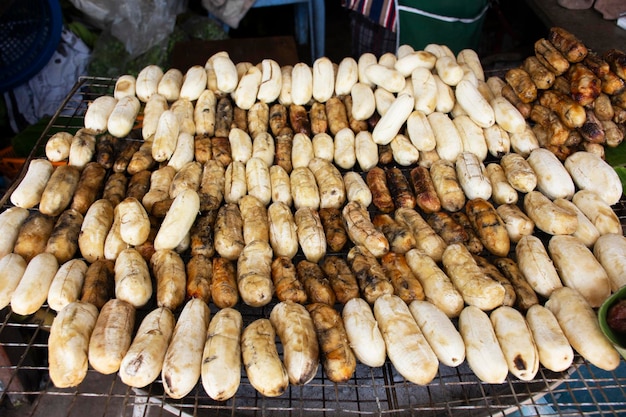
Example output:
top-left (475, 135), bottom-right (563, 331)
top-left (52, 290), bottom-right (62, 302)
top-left (396, 0), bottom-right (489, 54)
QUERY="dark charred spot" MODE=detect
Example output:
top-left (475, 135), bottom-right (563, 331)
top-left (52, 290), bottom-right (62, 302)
top-left (513, 354), bottom-right (527, 371)
top-left (163, 374), bottom-right (172, 390)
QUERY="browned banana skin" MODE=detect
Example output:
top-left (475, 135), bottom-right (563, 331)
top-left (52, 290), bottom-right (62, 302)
top-left (320, 255), bottom-right (360, 304)
top-left (215, 96), bottom-right (234, 137)
top-left (601, 71), bottom-right (625, 96)
top-left (268, 103), bottom-right (287, 137)
top-left (465, 198), bottom-right (510, 258)
top-left (248, 101), bottom-right (269, 138)
top-left (232, 106), bottom-right (248, 131)
top-left (199, 164), bottom-right (226, 214)
top-left (127, 142), bottom-right (156, 175)
top-left (522, 56), bottom-right (555, 90)
top-left (614, 106), bottom-right (626, 123)
top-left (310, 101), bottom-right (328, 135)
top-left (96, 133), bottom-right (118, 169)
top-left (71, 162), bottom-right (107, 215)
top-left (319, 207), bottom-right (348, 252)
top-left (40, 165), bottom-right (81, 217)
top-left (343, 95), bottom-right (368, 133)
top-left (46, 208), bottom-right (83, 264)
top-left (568, 63), bottom-right (601, 106)
top-left (505, 67), bottom-right (537, 104)
top-left (450, 211), bottom-right (484, 255)
top-left (386, 167), bottom-right (415, 210)
top-left (366, 167), bottom-right (395, 213)
top-left (612, 88), bottom-right (626, 110)
top-left (582, 52), bottom-right (626, 95)
top-left (579, 109), bottom-right (606, 144)
top-left (580, 141), bottom-right (605, 157)
top-left (211, 257), bottom-right (239, 309)
top-left (427, 211), bottom-right (468, 246)
top-left (81, 259), bottom-right (115, 310)
top-left (564, 129), bottom-right (583, 148)
top-left (194, 136), bottom-right (213, 163)
top-left (377, 144), bottom-right (393, 165)
top-left (368, 111), bottom-right (381, 130)
top-left (551, 75), bottom-right (571, 95)
top-left (289, 104), bottom-right (312, 136)
top-left (544, 144), bottom-right (575, 162)
top-left (493, 257), bottom-right (539, 312)
top-left (102, 172), bottom-right (128, 207)
top-left (211, 137), bottom-right (232, 168)
top-left (584, 51), bottom-right (610, 78)
top-left (125, 170), bottom-right (152, 202)
top-left (135, 216), bottom-right (158, 263)
top-left (189, 209), bottom-right (218, 258)
top-left (272, 256), bottom-right (307, 304)
top-left (347, 245), bottom-right (394, 305)
top-left (380, 252), bottom-right (425, 304)
top-left (186, 254), bottom-right (212, 304)
top-left (112, 140), bottom-right (141, 173)
top-left (547, 27), bottom-right (588, 63)
top-left (274, 127), bottom-right (294, 174)
top-left (500, 84), bottom-right (532, 119)
top-left (603, 48), bottom-right (626, 80)
top-left (150, 198), bottom-right (174, 218)
top-left (534, 38), bottom-right (570, 75)
top-left (296, 260), bottom-right (336, 306)
top-left (593, 94), bottom-right (615, 122)
top-left (409, 166), bottom-right (441, 214)
top-left (538, 89), bottom-right (585, 129)
top-left (325, 96), bottom-right (349, 136)
top-left (429, 160), bottom-right (466, 213)
top-left (529, 104), bottom-right (570, 147)
top-left (603, 118), bottom-right (624, 147)
top-left (306, 302), bottom-right (356, 383)
top-left (473, 254), bottom-right (516, 307)
top-left (13, 211), bottom-right (55, 262)
top-left (372, 214), bottom-right (416, 254)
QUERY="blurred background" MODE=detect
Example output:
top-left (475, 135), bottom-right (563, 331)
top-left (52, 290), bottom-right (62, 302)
top-left (0, 0), bottom-right (548, 149)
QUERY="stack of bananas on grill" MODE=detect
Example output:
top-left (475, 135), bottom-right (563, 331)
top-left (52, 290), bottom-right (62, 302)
top-left (1, 25), bottom-right (625, 400)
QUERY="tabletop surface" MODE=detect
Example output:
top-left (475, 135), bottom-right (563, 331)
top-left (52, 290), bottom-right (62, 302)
top-left (524, 0), bottom-right (626, 54)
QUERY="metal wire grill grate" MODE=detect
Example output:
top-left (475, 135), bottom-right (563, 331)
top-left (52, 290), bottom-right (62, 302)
top-left (1, 76), bottom-right (626, 417)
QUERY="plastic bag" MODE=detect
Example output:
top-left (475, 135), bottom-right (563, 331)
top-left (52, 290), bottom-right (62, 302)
top-left (87, 14), bottom-right (228, 78)
top-left (68, 0), bottom-right (187, 57)
top-left (4, 28), bottom-right (91, 133)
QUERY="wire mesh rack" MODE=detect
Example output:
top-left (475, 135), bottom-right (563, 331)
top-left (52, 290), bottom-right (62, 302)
top-left (1, 76), bottom-right (626, 417)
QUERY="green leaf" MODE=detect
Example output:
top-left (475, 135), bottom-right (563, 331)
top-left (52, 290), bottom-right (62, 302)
top-left (67, 21), bottom-right (98, 49)
top-left (11, 118), bottom-right (51, 157)
top-left (605, 141), bottom-right (626, 168)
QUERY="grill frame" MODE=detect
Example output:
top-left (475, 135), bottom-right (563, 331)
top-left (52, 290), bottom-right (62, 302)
top-left (1, 76), bottom-right (626, 417)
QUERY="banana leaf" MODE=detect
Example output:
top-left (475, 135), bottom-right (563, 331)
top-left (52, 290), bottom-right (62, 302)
top-left (605, 141), bottom-right (626, 197)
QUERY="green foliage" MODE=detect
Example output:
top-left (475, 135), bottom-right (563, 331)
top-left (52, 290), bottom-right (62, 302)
top-left (66, 20), bottom-right (98, 49)
top-left (87, 13), bottom-right (228, 78)
top-left (605, 142), bottom-right (626, 196)
top-left (605, 141), bottom-right (626, 168)
top-left (11, 118), bottom-right (51, 157)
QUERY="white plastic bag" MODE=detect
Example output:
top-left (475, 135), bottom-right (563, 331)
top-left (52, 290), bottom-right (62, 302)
top-left (4, 28), bottom-right (91, 132)
top-left (69, 0), bottom-right (187, 57)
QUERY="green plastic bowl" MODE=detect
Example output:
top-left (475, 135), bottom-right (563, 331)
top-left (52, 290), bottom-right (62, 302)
top-left (598, 285), bottom-right (626, 360)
